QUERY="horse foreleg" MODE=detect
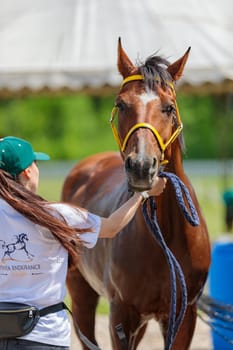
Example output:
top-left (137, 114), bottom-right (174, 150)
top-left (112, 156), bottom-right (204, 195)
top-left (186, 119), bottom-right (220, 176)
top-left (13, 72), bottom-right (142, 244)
top-left (109, 301), bottom-right (144, 350)
top-left (132, 323), bottom-right (148, 349)
top-left (160, 303), bottom-right (197, 350)
top-left (67, 268), bottom-right (99, 350)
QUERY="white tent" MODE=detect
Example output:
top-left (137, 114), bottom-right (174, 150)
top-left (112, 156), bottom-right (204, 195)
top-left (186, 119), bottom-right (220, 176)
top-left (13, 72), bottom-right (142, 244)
top-left (0, 0), bottom-right (232, 96)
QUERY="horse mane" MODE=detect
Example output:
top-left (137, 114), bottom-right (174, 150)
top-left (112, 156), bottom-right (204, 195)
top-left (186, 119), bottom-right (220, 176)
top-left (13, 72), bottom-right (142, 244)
top-left (139, 54), bottom-right (172, 90)
top-left (138, 54), bottom-right (186, 153)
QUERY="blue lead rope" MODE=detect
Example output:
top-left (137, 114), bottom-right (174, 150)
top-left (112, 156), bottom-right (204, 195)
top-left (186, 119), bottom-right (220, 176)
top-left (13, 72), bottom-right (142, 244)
top-left (159, 171), bottom-right (200, 227)
top-left (142, 171), bottom-right (200, 350)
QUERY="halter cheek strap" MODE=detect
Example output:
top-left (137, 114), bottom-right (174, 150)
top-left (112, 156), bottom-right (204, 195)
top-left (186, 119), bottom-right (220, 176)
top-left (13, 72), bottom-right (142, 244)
top-left (110, 74), bottom-right (183, 164)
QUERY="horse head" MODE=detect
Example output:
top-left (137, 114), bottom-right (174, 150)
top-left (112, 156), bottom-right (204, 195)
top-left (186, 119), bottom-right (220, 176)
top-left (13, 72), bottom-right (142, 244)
top-left (110, 38), bottom-right (190, 191)
top-left (18, 233), bottom-right (28, 242)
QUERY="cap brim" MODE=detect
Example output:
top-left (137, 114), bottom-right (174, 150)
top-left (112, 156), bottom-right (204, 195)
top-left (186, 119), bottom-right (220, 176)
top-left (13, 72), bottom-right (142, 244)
top-left (34, 152), bottom-right (50, 161)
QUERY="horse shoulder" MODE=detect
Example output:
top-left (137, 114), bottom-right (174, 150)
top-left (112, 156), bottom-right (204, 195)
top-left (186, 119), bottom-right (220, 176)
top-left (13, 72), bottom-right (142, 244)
top-left (62, 151), bottom-right (124, 207)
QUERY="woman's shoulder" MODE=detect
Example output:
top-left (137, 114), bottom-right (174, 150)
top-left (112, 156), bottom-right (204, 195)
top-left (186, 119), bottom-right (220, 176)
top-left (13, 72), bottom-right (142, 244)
top-left (48, 202), bottom-right (101, 231)
top-left (48, 202), bottom-right (88, 217)
top-left (0, 198), bottom-right (19, 214)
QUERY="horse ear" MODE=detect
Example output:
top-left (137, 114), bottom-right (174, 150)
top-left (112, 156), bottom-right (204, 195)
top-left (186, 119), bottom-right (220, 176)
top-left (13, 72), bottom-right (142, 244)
top-left (167, 47), bottom-right (191, 81)
top-left (117, 37), bottom-right (135, 78)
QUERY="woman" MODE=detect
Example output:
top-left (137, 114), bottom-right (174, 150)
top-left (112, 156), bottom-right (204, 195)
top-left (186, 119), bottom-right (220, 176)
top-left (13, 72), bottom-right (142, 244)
top-left (0, 136), bottom-right (166, 350)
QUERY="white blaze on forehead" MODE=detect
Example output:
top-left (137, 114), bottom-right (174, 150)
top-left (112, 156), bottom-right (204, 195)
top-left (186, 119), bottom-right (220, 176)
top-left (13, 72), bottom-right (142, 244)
top-left (139, 91), bottom-right (158, 105)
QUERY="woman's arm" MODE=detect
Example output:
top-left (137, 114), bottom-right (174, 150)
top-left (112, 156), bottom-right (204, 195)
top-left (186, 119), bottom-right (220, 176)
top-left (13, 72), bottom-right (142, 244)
top-left (99, 177), bottom-right (166, 238)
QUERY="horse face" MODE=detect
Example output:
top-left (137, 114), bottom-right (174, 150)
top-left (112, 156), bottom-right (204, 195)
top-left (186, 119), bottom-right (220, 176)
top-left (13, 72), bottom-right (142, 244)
top-left (115, 38), bottom-right (190, 191)
top-left (115, 84), bottom-right (176, 191)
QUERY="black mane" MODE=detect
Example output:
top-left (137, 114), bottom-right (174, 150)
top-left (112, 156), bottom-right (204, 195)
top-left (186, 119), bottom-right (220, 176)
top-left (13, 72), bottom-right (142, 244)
top-left (139, 55), bottom-right (172, 90)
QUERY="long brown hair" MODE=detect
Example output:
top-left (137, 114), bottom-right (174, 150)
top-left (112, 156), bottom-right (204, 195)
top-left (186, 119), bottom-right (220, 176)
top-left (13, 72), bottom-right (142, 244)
top-left (0, 169), bottom-right (89, 267)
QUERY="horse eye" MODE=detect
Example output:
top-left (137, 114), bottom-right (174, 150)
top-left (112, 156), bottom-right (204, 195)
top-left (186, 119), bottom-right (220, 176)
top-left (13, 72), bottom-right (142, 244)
top-left (162, 105), bottom-right (175, 116)
top-left (115, 100), bottom-right (127, 111)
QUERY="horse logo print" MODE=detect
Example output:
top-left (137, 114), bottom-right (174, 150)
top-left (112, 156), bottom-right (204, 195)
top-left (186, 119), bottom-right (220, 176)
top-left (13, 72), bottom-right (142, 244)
top-left (0, 233), bottom-right (34, 262)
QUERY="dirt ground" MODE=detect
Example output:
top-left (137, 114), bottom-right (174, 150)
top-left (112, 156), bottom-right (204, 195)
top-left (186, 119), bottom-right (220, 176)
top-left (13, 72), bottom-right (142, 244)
top-left (71, 315), bottom-right (212, 350)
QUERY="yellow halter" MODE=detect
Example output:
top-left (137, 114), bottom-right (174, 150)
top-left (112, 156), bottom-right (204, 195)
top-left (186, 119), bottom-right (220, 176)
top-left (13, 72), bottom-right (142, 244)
top-left (110, 74), bottom-right (183, 164)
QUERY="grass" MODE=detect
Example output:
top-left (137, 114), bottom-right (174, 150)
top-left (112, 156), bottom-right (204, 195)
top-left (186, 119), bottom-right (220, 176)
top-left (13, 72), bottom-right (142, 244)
top-left (38, 177), bottom-right (64, 202)
top-left (187, 175), bottom-right (228, 240)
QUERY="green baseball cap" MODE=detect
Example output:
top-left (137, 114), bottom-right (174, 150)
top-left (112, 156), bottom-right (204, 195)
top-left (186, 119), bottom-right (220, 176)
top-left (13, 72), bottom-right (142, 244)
top-left (0, 136), bottom-right (50, 177)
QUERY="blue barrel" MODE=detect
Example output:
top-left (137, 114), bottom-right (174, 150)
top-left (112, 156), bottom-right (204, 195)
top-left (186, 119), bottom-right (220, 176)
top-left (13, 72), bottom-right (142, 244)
top-left (209, 240), bottom-right (233, 350)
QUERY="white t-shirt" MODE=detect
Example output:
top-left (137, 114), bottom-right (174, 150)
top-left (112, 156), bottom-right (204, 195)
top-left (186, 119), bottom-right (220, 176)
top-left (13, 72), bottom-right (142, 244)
top-left (0, 199), bottom-right (101, 346)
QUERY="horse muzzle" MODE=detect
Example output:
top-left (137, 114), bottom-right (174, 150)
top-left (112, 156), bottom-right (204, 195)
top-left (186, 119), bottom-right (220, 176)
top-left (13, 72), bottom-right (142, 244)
top-left (125, 152), bottom-right (158, 191)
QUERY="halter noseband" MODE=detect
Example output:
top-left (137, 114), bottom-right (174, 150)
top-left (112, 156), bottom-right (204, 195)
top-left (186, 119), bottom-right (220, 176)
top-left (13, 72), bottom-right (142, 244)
top-left (110, 74), bottom-right (183, 164)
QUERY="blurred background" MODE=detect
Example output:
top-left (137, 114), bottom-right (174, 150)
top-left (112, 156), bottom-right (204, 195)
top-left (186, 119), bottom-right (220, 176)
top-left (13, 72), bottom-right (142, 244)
top-left (0, 0), bottom-right (232, 240)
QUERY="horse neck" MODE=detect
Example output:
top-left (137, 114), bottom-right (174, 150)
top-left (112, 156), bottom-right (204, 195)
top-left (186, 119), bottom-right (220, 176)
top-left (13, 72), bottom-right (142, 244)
top-left (162, 142), bottom-right (200, 222)
top-left (166, 141), bottom-right (186, 180)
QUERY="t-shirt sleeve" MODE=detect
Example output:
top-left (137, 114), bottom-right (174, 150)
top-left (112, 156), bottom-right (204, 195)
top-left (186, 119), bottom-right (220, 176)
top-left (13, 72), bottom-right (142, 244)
top-left (49, 203), bottom-right (102, 248)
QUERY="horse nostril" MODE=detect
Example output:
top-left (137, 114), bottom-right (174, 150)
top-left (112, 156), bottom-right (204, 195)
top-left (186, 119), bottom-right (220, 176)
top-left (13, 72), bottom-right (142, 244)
top-left (125, 156), bottom-right (132, 171)
top-left (152, 157), bottom-right (157, 169)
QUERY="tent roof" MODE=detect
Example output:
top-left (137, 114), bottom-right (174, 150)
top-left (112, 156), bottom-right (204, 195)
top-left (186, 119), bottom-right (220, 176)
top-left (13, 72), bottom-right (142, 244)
top-left (0, 0), bottom-right (232, 97)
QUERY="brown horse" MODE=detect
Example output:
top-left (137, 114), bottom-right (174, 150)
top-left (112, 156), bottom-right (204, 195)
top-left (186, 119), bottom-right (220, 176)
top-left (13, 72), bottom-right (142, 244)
top-left (62, 39), bottom-right (211, 350)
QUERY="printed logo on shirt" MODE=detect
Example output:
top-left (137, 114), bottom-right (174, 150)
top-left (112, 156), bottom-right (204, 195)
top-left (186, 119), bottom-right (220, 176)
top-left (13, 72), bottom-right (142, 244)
top-left (0, 263), bottom-right (41, 276)
top-left (0, 233), bottom-right (34, 262)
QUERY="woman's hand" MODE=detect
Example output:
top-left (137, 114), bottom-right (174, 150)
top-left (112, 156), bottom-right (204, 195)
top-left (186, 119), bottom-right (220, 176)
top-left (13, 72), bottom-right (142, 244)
top-left (99, 176), bottom-right (167, 239)
top-left (148, 176), bottom-right (167, 197)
